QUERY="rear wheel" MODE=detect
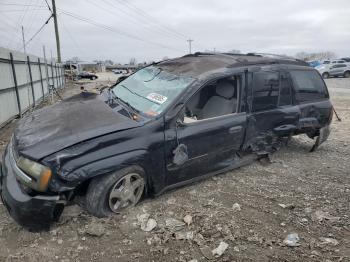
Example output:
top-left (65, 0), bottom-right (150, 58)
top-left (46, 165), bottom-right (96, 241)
top-left (91, 76), bottom-right (97, 80)
top-left (344, 71), bottom-right (350, 78)
top-left (85, 166), bottom-right (145, 217)
top-left (322, 72), bottom-right (330, 79)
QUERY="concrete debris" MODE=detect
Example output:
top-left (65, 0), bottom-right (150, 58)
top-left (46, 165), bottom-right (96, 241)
top-left (193, 233), bottom-right (205, 246)
top-left (283, 233), bottom-right (300, 247)
top-left (183, 215), bottom-right (193, 226)
top-left (278, 203), bottom-right (295, 209)
top-left (311, 210), bottom-right (340, 223)
top-left (165, 218), bottom-right (185, 231)
top-left (200, 246), bottom-right (214, 260)
top-left (142, 218), bottom-right (157, 232)
top-left (166, 197), bottom-right (177, 205)
top-left (137, 213), bottom-right (150, 224)
top-left (85, 223), bottom-right (106, 237)
top-left (212, 241), bottom-right (229, 257)
top-left (319, 237), bottom-right (339, 246)
top-left (175, 231), bottom-right (194, 240)
top-left (137, 213), bottom-right (157, 232)
top-left (232, 203), bottom-right (241, 211)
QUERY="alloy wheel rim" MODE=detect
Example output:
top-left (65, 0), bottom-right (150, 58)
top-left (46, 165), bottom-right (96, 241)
top-left (108, 173), bottom-right (144, 213)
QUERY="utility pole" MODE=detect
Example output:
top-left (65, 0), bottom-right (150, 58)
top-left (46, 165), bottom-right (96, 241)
top-left (43, 45), bottom-right (50, 90)
top-left (22, 26), bottom-right (31, 107)
top-left (21, 26), bottom-right (26, 54)
top-left (51, 0), bottom-right (61, 62)
top-left (187, 39), bottom-right (194, 54)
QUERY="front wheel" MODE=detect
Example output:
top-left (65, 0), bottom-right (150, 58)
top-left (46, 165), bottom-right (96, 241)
top-left (344, 71), bottom-right (350, 78)
top-left (322, 72), bottom-right (330, 79)
top-left (85, 166), bottom-right (145, 217)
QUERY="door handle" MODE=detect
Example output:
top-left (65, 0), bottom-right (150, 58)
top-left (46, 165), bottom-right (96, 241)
top-left (229, 126), bottom-right (242, 134)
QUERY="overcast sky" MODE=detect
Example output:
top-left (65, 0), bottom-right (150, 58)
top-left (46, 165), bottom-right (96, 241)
top-left (0, 0), bottom-right (349, 63)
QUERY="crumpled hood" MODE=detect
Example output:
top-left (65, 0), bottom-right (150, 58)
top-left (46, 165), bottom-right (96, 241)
top-left (14, 93), bottom-right (141, 160)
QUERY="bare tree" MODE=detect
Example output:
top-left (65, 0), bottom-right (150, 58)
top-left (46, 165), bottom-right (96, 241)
top-left (70, 57), bottom-right (81, 63)
top-left (227, 49), bottom-right (241, 54)
top-left (295, 51), bottom-right (337, 61)
top-left (129, 57), bottom-right (137, 65)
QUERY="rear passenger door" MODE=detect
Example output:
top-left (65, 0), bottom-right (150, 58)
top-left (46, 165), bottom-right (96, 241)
top-left (244, 69), bottom-right (300, 152)
top-left (330, 64), bottom-right (347, 76)
top-left (288, 69), bottom-right (331, 133)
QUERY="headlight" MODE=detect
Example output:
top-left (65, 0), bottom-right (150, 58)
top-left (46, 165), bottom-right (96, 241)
top-left (16, 156), bottom-right (52, 192)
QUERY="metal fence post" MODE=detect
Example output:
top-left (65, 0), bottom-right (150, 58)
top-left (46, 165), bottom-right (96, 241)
top-left (62, 66), bottom-right (65, 87)
top-left (38, 58), bottom-right (45, 99)
top-left (9, 53), bottom-right (22, 118)
top-left (27, 56), bottom-right (35, 107)
top-left (50, 61), bottom-right (54, 87)
top-left (55, 64), bottom-right (59, 88)
top-left (54, 63), bottom-right (59, 88)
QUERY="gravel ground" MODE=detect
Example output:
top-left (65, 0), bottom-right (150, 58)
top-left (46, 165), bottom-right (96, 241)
top-left (0, 76), bottom-right (349, 262)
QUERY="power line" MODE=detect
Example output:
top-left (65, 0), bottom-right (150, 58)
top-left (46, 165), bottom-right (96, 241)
top-left (20, 14), bottom-right (53, 50)
top-left (43, 0), bottom-right (52, 13)
top-left (92, 0), bottom-right (184, 41)
top-left (59, 14), bottom-right (87, 59)
top-left (0, 3), bottom-right (46, 8)
top-left (112, 0), bottom-right (187, 39)
top-left (0, 9), bottom-right (46, 13)
top-left (7, 0), bottom-right (34, 49)
top-left (59, 10), bottom-right (183, 52)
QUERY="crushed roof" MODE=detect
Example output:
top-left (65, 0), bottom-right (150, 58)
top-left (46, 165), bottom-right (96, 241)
top-left (157, 53), bottom-right (309, 77)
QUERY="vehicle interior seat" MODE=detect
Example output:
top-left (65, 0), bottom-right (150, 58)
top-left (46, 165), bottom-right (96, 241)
top-left (186, 91), bottom-right (201, 117)
top-left (199, 79), bottom-right (237, 119)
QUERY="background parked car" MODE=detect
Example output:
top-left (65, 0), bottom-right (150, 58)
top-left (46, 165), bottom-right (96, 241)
top-left (321, 59), bottom-right (346, 65)
top-left (341, 57), bottom-right (350, 62)
top-left (317, 63), bottom-right (350, 78)
top-left (78, 72), bottom-right (98, 80)
top-left (308, 60), bottom-right (321, 68)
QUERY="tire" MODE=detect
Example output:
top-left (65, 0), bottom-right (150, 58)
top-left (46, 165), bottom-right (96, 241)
top-left (344, 71), bottom-right (350, 78)
top-left (91, 76), bottom-right (96, 80)
top-left (322, 72), bottom-right (330, 79)
top-left (85, 166), bottom-right (145, 217)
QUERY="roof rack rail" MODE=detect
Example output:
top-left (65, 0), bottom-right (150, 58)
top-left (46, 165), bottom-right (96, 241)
top-left (246, 52), bottom-right (299, 61)
top-left (184, 52), bottom-right (247, 61)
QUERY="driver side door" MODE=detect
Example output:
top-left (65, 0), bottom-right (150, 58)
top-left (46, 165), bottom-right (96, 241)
top-left (164, 75), bottom-right (247, 186)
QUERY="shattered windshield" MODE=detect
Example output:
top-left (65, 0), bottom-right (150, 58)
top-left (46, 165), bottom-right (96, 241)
top-left (111, 66), bottom-right (194, 117)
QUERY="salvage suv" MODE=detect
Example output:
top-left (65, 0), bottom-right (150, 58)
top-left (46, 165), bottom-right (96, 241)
top-left (0, 53), bottom-right (333, 230)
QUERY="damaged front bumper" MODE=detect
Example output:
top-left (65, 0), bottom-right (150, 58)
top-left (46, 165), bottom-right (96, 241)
top-left (0, 144), bottom-right (64, 231)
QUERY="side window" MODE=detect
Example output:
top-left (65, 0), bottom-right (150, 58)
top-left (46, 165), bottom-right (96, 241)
top-left (279, 73), bottom-right (292, 106)
top-left (290, 70), bottom-right (327, 103)
top-left (183, 75), bottom-right (241, 123)
top-left (332, 64), bottom-right (346, 69)
top-left (252, 71), bottom-right (279, 112)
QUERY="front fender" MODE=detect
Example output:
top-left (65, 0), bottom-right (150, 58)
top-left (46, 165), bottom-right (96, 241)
top-left (50, 150), bottom-right (149, 191)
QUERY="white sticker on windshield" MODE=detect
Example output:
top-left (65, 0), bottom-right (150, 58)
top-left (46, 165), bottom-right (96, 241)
top-left (146, 93), bottom-right (167, 104)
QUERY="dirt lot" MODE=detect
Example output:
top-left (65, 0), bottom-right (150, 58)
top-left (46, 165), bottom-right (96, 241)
top-left (0, 76), bottom-right (349, 262)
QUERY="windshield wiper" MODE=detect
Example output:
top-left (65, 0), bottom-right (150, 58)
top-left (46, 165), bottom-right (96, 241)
top-left (110, 89), bottom-right (139, 117)
top-left (119, 84), bottom-right (157, 104)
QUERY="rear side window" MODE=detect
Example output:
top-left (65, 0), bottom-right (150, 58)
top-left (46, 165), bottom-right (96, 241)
top-left (332, 64), bottom-right (346, 68)
top-left (252, 71), bottom-right (279, 112)
top-left (279, 73), bottom-right (292, 106)
top-left (290, 70), bottom-right (327, 103)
